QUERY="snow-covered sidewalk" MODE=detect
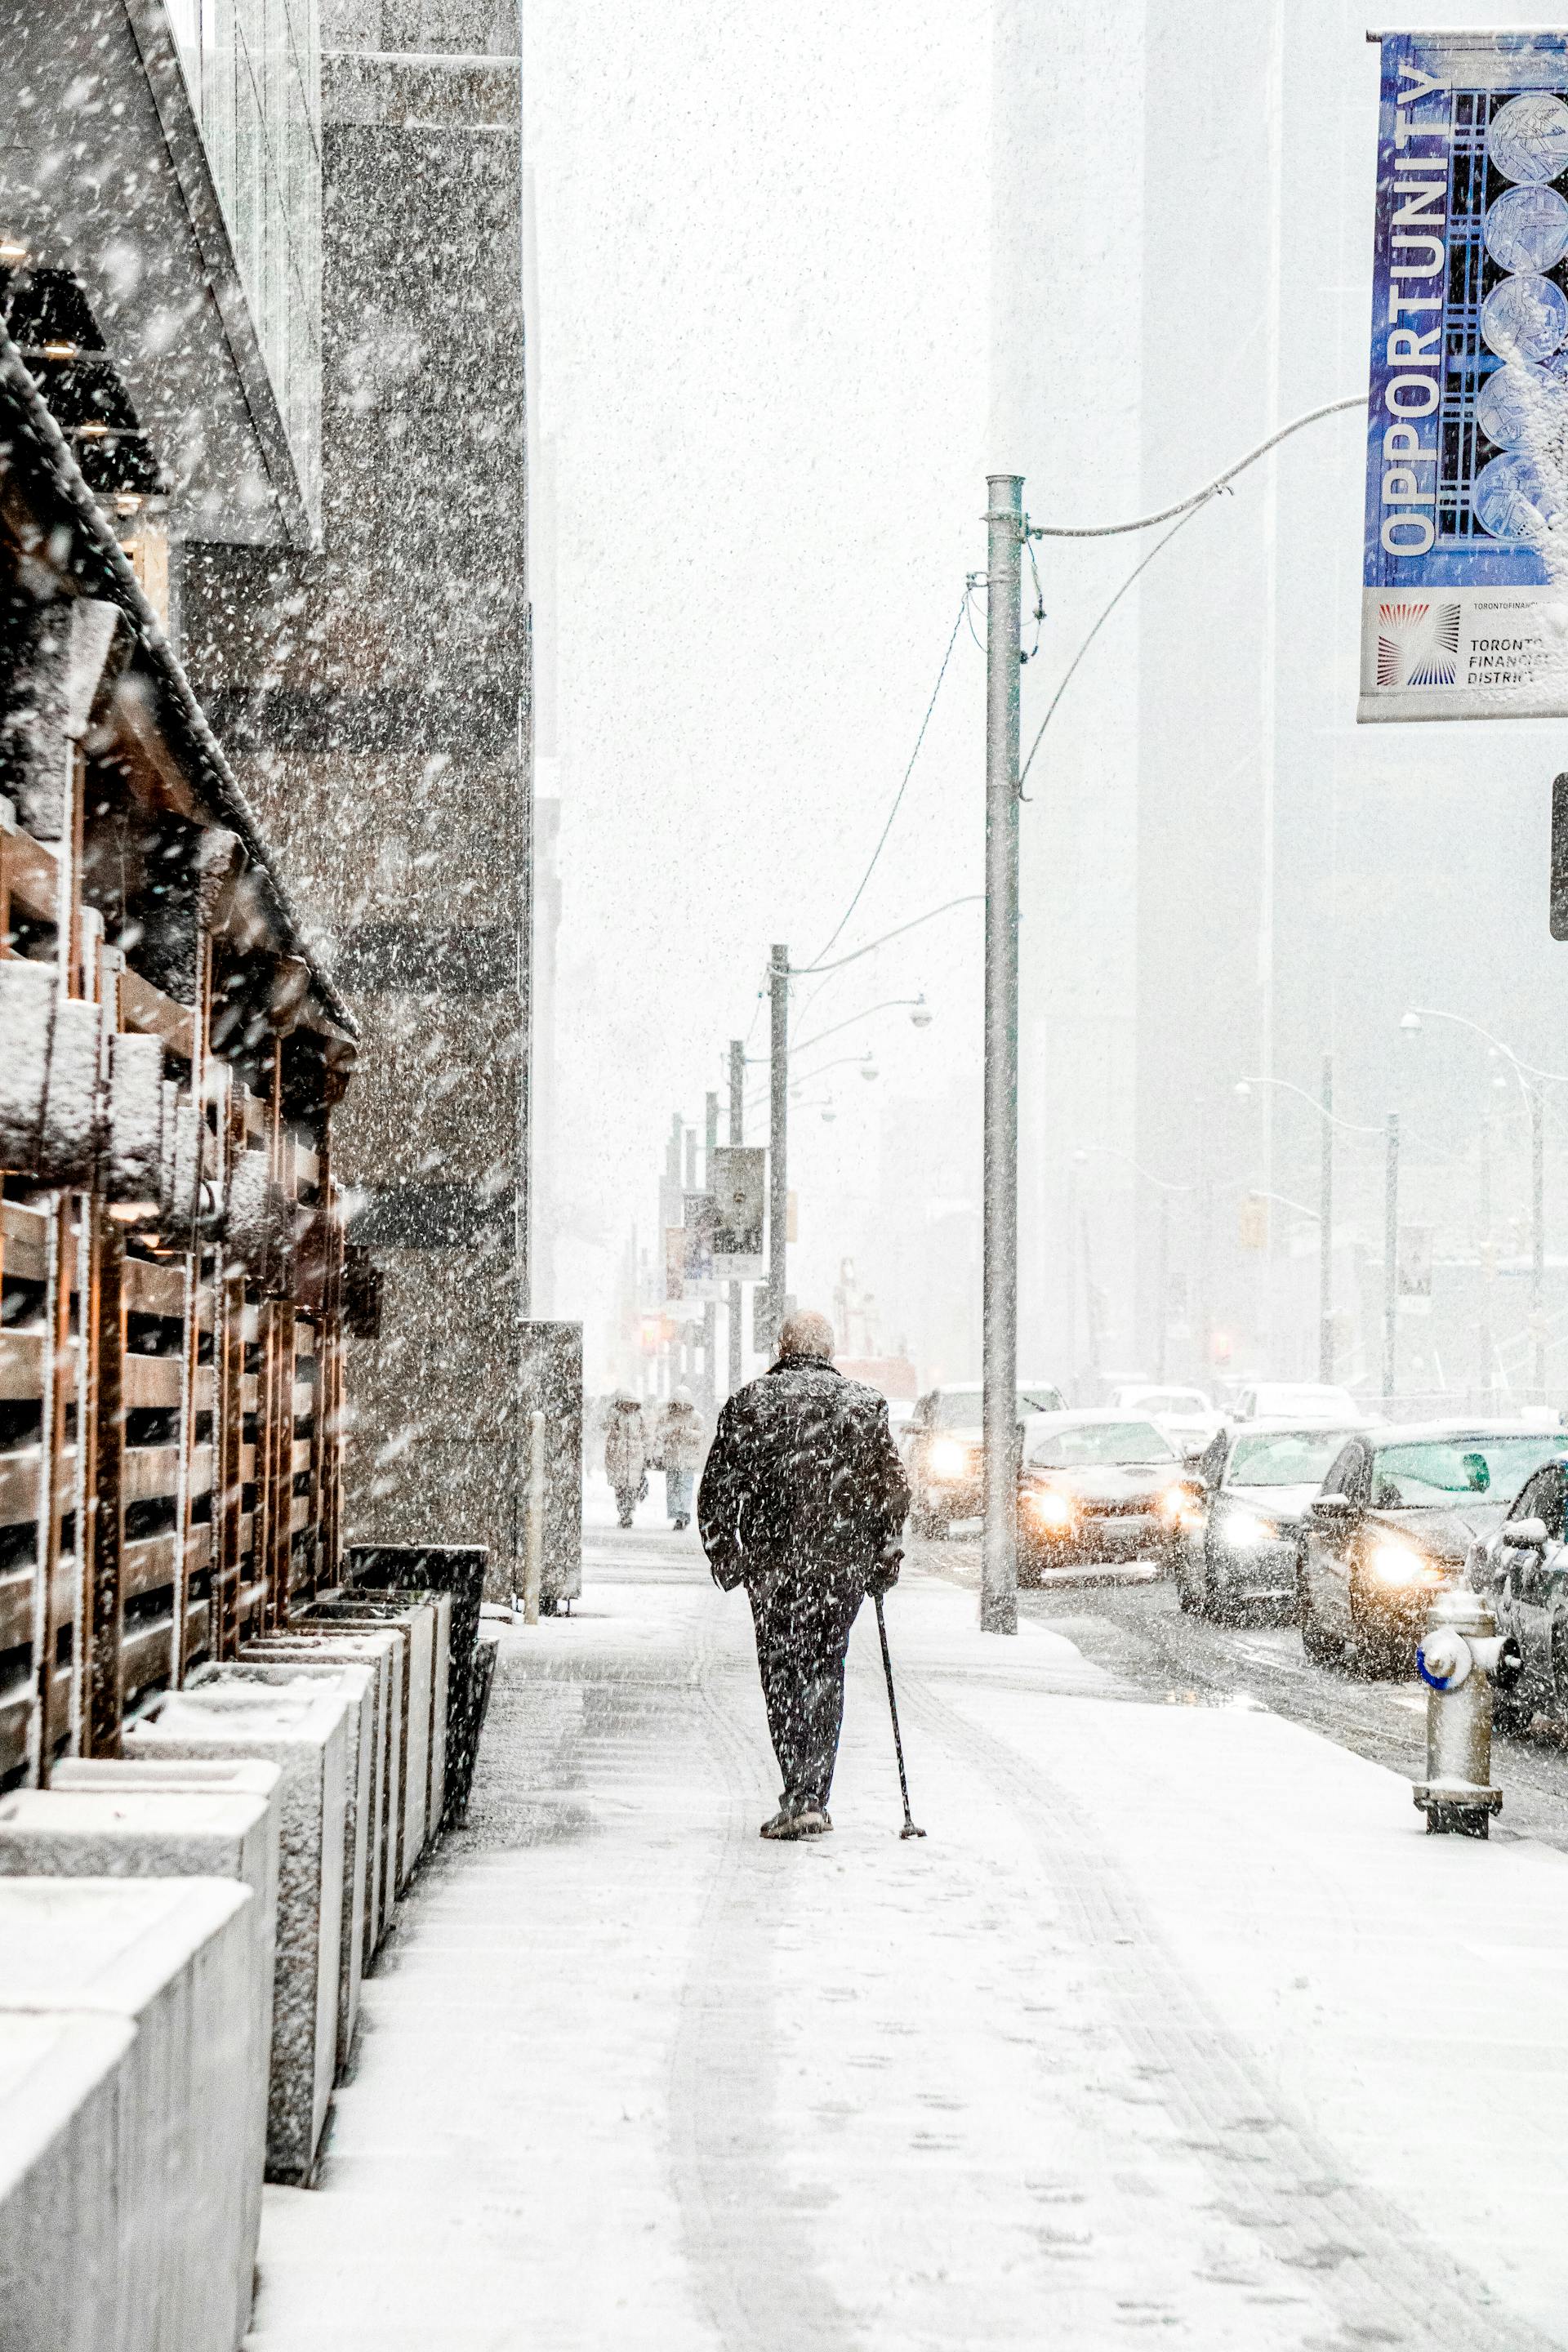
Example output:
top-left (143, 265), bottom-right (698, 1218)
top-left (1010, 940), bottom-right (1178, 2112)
top-left (244, 1539), bottom-right (1568, 2350)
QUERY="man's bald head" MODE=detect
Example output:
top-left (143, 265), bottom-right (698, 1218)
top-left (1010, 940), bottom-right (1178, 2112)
top-left (777, 1308), bottom-right (835, 1363)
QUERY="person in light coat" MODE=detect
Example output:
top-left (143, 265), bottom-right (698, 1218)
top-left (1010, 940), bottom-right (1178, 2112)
top-left (656, 1386), bottom-right (707, 1530)
top-left (604, 1391), bottom-right (649, 1529)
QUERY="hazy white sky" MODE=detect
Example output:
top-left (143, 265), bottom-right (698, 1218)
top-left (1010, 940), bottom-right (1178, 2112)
top-left (525, 0), bottom-right (993, 1374)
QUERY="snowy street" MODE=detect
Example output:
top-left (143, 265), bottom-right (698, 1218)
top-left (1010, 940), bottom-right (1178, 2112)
top-left (247, 1526), bottom-right (1568, 2352)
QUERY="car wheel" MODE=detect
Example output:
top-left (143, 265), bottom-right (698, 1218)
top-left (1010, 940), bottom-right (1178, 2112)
top-left (1018, 1546), bottom-right (1042, 1589)
top-left (1176, 1557), bottom-right (1198, 1613)
top-left (1197, 1542), bottom-right (1224, 1624)
top-left (1348, 1579), bottom-right (1408, 1680)
top-left (1299, 1561), bottom-right (1339, 1666)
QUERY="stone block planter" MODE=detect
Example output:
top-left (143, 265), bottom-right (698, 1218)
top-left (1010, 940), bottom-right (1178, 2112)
top-left (124, 1682), bottom-right (349, 2185)
top-left (189, 1663), bottom-right (372, 2074)
top-left (0, 1876), bottom-right (256, 2352)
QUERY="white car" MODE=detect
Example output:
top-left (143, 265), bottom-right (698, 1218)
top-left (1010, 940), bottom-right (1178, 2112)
top-left (1230, 1381), bottom-right (1374, 1426)
top-left (1110, 1383), bottom-right (1222, 1454)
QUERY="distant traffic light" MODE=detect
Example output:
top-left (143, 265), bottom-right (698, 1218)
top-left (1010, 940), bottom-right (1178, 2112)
top-left (1552, 774), bottom-right (1568, 941)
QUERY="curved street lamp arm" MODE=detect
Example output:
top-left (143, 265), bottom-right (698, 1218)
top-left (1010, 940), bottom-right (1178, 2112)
top-left (1405, 1005), bottom-right (1568, 1091)
top-left (1025, 394), bottom-right (1365, 539)
top-left (1236, 1071), bottom-right (1383, 1137)
top-left (1070, 1143), bottom-right (1195, 1194)
top-left (790, 895), bottom-right (982, 978)
top-left (789, 1000), bottom-right (924, 1060)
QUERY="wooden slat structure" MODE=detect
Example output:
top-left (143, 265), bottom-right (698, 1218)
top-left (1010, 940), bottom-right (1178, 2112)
top-left (0, 319), bottom-right (359, 1787)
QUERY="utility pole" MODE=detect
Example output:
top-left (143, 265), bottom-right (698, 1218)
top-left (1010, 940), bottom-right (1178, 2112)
top-left (1532, 1087), bottom-right (1546, 1401)
top-left (663, 1113), bottom-right (682, 1401)
top-left (1156, 1190), bottom-right (1170, 1383)
top-left (1065, 1153), bottom-right (1080, 1404)
top-left (768, 944), bottom-right (789, 1356)
top-left (702, 1091), bottom-right (718, 1417)
top-left (1383, 1111), bottom-right (1400, 1403)
top-left (982, 473), bottom-right (1022, 1637)
top-left (1480, 1107), bottom-right (1494, 1410)
top-left (728, 1039), bottom-right (744, 1398)
top-left (1319, 1053), bottom-right (1334, 1383)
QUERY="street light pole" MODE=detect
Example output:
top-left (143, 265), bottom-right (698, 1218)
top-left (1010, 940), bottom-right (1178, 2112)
top-left (1480, 1105), bottom-right (1494, 1409)
top-left (1156, 1190), bottom-right (1170, 1383)
top-left (702, 1091), bottom-right (718, 1416)
top-left (982, 472), bottom-right (1022, 1637)
top-left (1319, 1053), bottom-right (1334, 1383)
top-left (728, 1039), bottom-right (744, 1397)
top-left (768, 943), bottom-right (789, 1356)
top-left (1383, 1111), bottom-right (1400, 1404)
top-left (1532, 1087), bottom-right (1546, 1401)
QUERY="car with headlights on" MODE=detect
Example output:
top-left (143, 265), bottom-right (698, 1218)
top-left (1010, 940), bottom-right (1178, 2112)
top-left (1110, 1383), bottom-right (1223, 1452)
top-left (1018, 1411), bottom-right (1187, 1581)
top-left (1171, 1419), bottom-right (1370, 1622)
top-left (1465, 1453), bottom-right (1568, 1732)
top-left (906, 1380), bottom-right (1067, 1536)
top-left (1297, 1422), bottom-right (1566, 1674)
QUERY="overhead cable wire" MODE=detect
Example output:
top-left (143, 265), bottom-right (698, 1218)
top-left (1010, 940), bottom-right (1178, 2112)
top-left (804, 593), bottom-right (969, 971)
top-left (1026, 393), bottom-right (1365, 539)
top-left (1019, 498), bottom-right (1214, 792)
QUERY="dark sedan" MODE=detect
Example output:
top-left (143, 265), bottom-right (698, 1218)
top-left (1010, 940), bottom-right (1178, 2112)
top-left (1018, 1412), bottom-right (1187, 1582)
top-left (1468, 1452), bottom-right (1568, 1731)
top-left (1171, 1419), bottom-right (1369, 1622)
top-left (1298, 1423), bottom-right (1566, 1674)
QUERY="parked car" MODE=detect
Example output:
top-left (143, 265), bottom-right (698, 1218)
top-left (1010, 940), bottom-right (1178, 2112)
top-left (1018, 1411), bottom-right (1187, 1581)
top-left (1110, 1383), bottom-right (1222, 1453)
top-left (1171, 1419), bottom-right (1370, 1620)
top-left (1298, 1422), bottom-right (1567, 1673)
top-left (1467, 1452), bottom-right (1568, 1731)
top-left (906, 1381), bottom-right (1067, 1535)
top-left (1231, 1380), bottom-right (1371, 1425)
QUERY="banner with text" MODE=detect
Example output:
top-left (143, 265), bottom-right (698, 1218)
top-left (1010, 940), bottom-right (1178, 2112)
top-left (711, 1146), bottom-right (766, 1279)
top-left (1363, 33), bottom-right (1568, 721)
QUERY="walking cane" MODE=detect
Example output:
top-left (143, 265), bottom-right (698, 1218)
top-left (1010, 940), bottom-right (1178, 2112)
top-left (874, 1592), bottom-right (925, 1838)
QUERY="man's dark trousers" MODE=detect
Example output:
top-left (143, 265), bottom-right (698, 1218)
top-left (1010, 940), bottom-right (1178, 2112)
top-left (748, 1566), bottom-right (863, 1815)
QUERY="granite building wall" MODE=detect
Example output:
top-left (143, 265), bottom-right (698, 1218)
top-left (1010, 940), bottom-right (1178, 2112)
top-left (184, 36), bottom-right (532, 1587)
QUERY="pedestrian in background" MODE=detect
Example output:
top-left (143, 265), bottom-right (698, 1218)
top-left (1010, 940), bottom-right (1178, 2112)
top-left (656, 1386), bottom-right (706, 1530)
top-left (604, 1390), bottom-right (649, 1529)
top-left (697, 1308), bottom-right (909, 1839)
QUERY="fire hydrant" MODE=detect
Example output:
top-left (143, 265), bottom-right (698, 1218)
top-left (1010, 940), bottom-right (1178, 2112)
top-left (1413, 1587), bottom-right (1521, 1838)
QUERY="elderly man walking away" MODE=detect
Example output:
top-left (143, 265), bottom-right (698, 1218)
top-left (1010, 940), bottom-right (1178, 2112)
top-left (697, 1308), bottom-right (910, 1838)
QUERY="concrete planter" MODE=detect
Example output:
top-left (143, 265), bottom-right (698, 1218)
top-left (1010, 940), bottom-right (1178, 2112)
top-left (124, 1682), bottom-right (349, 2185)
top-left (0, 1876), bottom-right (256, 2352)
top-left (189, 1662), bottom-right (372, 2074)
top-left (311, 1599), bottom-right (439, 1888)
top-left (347, 1548), bottom-right (487, 1829)
top-left (238, 1632), bottom-right (401, 1958)
top-left (0, 2008), bottom-right (136, 2352)
top-left (0, 1783), bottom-right (278, 2333)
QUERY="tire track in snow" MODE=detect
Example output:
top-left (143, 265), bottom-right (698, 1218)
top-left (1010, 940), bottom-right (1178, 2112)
top-left (667, 1593), bottom-right (862, 2352)
top-left (902, 1673), bottom-right (1562, 2352)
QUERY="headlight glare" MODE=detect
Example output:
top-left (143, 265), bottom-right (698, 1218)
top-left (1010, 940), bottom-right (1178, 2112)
top-left (1369, 1539), bottom-right (1433, 1587)
top-left (1225, 1508), bottom-right (1277, 1548)
top-left (1156, 1483), bottom-right (1188, 1524)
top-left (929, 1439), bottom-right (968, 1481)
top-left (1030, 1487), bottom-right (1076, 1530)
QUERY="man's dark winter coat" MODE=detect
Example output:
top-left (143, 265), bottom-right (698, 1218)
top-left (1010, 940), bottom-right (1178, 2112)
top-left (697, 1356), bottom-right (911, 1592)
top-left (698, 1355), bottom-right (911, 1820)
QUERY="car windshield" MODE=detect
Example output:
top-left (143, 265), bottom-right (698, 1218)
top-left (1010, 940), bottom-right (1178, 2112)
top-left (1129, 1390), bottom-right (1205, 1414)
top-left (1029, 1420), bottom-right (1175, 1469)
top-left (1227, 1428), bottom-right (1353, 1489)
top-left (1369, 1437), bottom-right (1563, 1508)
top-left (934, 1386), bottom-right (1063, 1428)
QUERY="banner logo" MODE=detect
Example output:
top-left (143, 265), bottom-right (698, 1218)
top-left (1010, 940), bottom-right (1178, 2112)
top-left (1375, 601), bottom-right (1461, 688)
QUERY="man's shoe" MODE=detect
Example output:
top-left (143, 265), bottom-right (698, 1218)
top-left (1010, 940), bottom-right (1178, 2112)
top-left (759, 1806), bottom-right (832, 1840)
